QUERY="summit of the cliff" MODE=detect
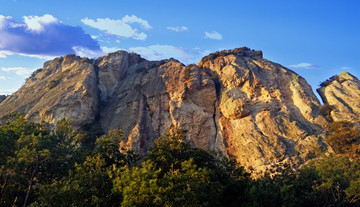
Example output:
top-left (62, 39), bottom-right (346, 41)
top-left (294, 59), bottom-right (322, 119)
top-left (198, 47), bottom-right (263, 67)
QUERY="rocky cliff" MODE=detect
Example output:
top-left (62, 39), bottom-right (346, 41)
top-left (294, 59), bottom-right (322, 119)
top-left (0, 47), bottom-right (346, 174)
top-left (317, 72), bottom-right (360, 123)
top-left (0, 95), bottom-right (7, 103)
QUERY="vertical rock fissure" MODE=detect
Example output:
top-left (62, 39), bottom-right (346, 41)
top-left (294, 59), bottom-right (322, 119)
top-left (212, 100), bottom-right (218, 150)
top-left (93, 64), bottom-right (102, 123)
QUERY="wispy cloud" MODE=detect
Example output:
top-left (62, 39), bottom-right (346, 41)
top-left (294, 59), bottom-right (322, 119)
top-left (0, 76), bottom-right (7, 80)
top-left (167, 26), bottom-right (188, 32)
top-left (288, 63), bottom-right (319, 69)
top-left (129, 44), bottom-right (194, 64)
top-left (0, 89), bottom-right (16, 95)
top-left (341, 66), bottom-right (351, 70)
top-left (81, 15), bottom-right (152, 41)
top-left (0, 14), bottom-right (101, 58)
top-left (122, 15), bottom-right (152, 29)
top-left (204, 31), bottom-right (223, 40)
top-left (1, 67), bottom-right (36, 77)
top-left (101, 46), bottom-right (126, 54)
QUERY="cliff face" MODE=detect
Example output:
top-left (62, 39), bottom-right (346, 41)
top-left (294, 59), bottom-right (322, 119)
top-left (0, 55), bottom-right (98, 127)
top-left (0, 47), bottom-right (335, 173)
top-left (198, 49), bottom-right (328, 172)
top-left (0, 95), bottom-right (7, 103)
top-left (317, 72), bottom-right (360, 123)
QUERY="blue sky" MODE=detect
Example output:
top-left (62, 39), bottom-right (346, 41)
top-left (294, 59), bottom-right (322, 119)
top-left (0, 0), bottom-right (359, 98)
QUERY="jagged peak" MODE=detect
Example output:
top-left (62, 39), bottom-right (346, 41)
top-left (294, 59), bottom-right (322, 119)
top-left (338, 71), bottom-right (358, 82)
top-left (198, 47), bottom-right (263, 66)
top-left (319, 71), bottom-right (358, 88)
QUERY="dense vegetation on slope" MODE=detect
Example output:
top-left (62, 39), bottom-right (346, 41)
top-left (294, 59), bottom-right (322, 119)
top-left (0, 115), bottom-right (359, 206)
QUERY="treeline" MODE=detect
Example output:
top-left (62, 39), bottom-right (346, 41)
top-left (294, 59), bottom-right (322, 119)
top-left (0, 115), bottom-right (360, 206)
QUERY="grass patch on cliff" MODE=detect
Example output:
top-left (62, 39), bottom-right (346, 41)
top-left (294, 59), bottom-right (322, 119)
top-left (47, 79), bottom-right (60, 90)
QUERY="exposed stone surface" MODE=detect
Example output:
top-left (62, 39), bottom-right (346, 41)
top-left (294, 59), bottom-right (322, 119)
top-left (317, 72), bottom-right (360, 123)
top-left (0, 47), bottom-right (337, 174)
top-left (199, 48), bottom-right (328, 173)
top-left (0, 95), bottom-right (7, 103)
top-left (0, 54), bottom-right (98, 126)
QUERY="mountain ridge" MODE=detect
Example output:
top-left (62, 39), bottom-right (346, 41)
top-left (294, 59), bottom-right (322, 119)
top-left (0, 47), bottom-right (359, 174)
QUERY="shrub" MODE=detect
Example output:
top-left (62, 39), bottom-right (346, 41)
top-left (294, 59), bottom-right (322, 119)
top-left (47, 79), bottom-right (59, 90)
top-left (184, 64), bottom-right (195, 80)
top-left (327, 121), bottom-right (360, 154)
top-left (320, 104), bottom-right (334, 121)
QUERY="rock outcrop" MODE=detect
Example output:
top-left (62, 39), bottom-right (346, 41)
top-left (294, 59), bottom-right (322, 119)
top-left (0, 95), bottom-right (7, 103)
top-left (0, 55), bottom-right (98, 126)
top-left (0, 47), bottom-right (334, 174)
top-left (317, 72), bottom-right (360, 123)
top-left (198, 49), bottom-right (328, 172)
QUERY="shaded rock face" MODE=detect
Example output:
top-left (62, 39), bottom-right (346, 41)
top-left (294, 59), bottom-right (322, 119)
top-left (317, 72), bottom-right (360, 123)
top-left (0, 47), bottom-right (331, 174)
top-left (0, 95), bottom-right (7, 103)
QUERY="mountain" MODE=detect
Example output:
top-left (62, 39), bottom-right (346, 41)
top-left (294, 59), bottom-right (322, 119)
top-left (317, 72), bottom-right (360, 123)
top-left (0, 47), bottom-right (358, 174)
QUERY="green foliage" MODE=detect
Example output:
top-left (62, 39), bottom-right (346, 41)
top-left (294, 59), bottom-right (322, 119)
top-left (184, 64), bottom-right (195, 80)
top-left (37, 155), bottom-right (120, 207)
top-left (112, 160), bottom-right (160, 207)
top-left (1, 116), bottom-right (360, 206)
top-left (320, 104), bottom-right (334, 121)
top-left (47, 79), bottom-right (60, 90)
top-left (327, 121), bottom-right (360, 155)
top-left (304, 155), bottom-right (360, 205)
top-left (80, 57), bottom-right (91, 64)
top-left (114, 130), bottom-right (252, 206)
top-left (292, 74), bottom-right (299, 85)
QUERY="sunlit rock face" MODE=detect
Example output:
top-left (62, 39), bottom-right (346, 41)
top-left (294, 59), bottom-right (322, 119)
top-left (317, 72), bottom-right (360, 123)
top-left (0, 47), bottom-right (334, 174)
top-left (198, 48), bottom-right (328, 173)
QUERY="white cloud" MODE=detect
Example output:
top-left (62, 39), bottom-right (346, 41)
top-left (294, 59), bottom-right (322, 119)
top-left (204, 31), bottom-right (223, 40)
top-left (198, 50), bottom-right (212, 57)
top-left (288, 63), bottom-right (319, 69)
top-left (0, 49), bottom-right (57, 59)
top-left (167, 26), bottom-right (188, 32)
top-left (129, 44), bottom-right (194, 64)
top-left (0, 14), bottom-right (101, 58)
top-left (0, 89), bottom-right (15, 95)
top-left (91, 35), bottom-right (99, 39)
top-left (23, 14), bottom-right (59, 32)
top-left (72, 46), bottom-right (105, 58)
top-left (81, 15), bottom-right (151, 41)
top-left (0, 15), bottom-right (12, 29)
top-left (101, 46), bottom-right (126, 54)
top-left (1, 67), bottom-right (36, 77)
top-left (0, 50), bottom-right (14, 58)
top-left (122, 15), bottom-right (152, 29)
top-left (0, 76), bottom-right (7, 80)
top-left (341, 66), bottom-right (350, 70)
